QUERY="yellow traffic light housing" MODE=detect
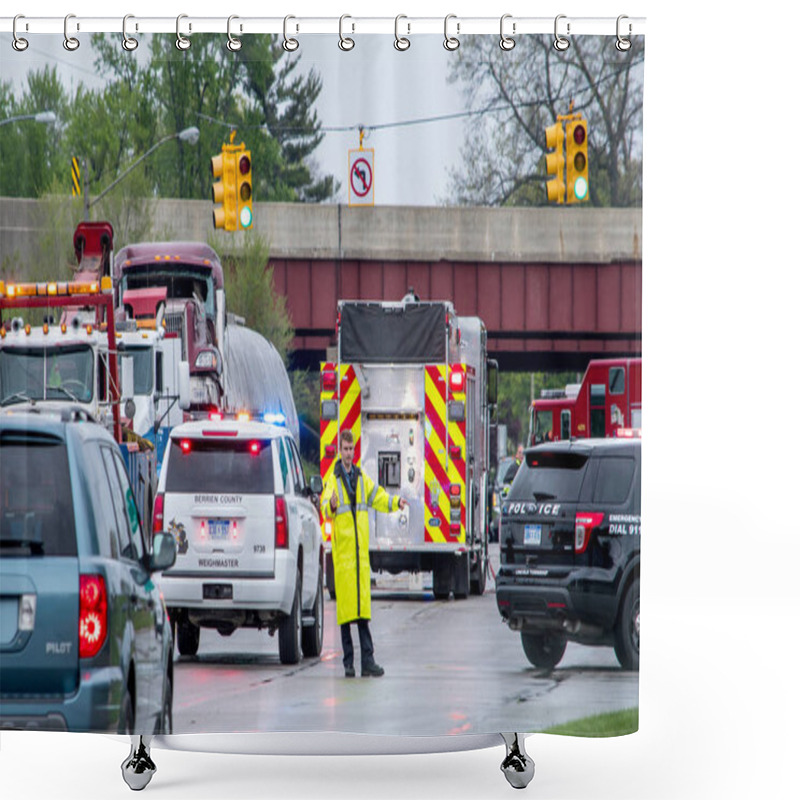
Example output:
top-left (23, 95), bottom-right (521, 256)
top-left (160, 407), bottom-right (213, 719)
top-left (236, 150), bottom-right (253, 230)
top-left (211, 151), bottom-right (237, 231)
top-left (544, 122), bottom-right (565, 204)
top-left (566, 118), bottom-right (589, 204)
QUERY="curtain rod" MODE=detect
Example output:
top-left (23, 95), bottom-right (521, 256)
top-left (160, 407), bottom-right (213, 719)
top-left (1, 15), bottom-right (646, 38)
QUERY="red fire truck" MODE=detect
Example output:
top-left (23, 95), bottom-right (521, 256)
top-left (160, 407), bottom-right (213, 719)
top-left (528, 357), bottom-right (641, 444)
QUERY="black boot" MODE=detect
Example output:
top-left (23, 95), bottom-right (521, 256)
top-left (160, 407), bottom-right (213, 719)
top-left (361, 661), bottom-right (385, 677)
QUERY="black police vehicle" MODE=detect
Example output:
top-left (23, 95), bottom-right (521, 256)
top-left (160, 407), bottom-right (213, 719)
top-left (495, 438), bottom-right (640, 670)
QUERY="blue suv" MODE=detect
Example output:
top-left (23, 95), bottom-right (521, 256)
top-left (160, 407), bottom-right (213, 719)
top-left (0, 406), bottom-right (176, 733)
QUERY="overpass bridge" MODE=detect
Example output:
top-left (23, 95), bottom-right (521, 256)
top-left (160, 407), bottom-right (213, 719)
top-left (1, 199), bottom-right (641, 372)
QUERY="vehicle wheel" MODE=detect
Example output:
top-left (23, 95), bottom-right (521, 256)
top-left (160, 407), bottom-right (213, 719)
top-left (325, 550), bottom-right (336, 600)
top-left (177, 620), bottom-right (200, 657)
top-left (614, 578), bottom-right (640, 671)
top-left (118, 681), bottom-right (135, 735)
top-left (453, 554), bottom-right (470, 600)
top-left (520, 632), bottom-right (567, 670)
top-left (301, 571), bottom-right (324, 658)
top-left (470, 544), bottom-right (488, 596)
top-left (279, 570), bottom-right (302, 665)
top-left (159, 673), bottom-right (173, 735)
top-left (432, 555), bottom-right (452, 600)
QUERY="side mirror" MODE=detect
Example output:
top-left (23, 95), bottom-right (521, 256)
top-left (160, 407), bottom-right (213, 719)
top-left (149, 532), bottom-right (177, 573)
top-left (121, 354), bottom-right (135, 403)
top-left (178, 361), bottom-right (190, 410)
top-left (487, 359), bottom-right (499, 406)
top-left (309, 474), bottom-right (324, 495)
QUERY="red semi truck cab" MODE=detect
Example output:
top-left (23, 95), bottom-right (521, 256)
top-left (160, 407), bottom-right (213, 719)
top-left (529, 357), bottom-right (641, 444)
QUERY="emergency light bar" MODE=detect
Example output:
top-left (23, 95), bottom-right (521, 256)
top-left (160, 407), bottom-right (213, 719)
top-left (0, 277), bottom-right (112, 299)
top-left (263, 412), bottom-right (286, 426)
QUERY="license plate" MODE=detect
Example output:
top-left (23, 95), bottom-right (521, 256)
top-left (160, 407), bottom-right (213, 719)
top-left (524, 524), bottom-right (542, 546)
top-left (208, 520), bottom-right (230, 541)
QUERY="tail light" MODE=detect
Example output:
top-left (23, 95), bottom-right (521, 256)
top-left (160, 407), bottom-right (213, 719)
top-left (79, 575), bottom-right (108, 659)
top-left (449, 483), bottom-right (462, 506)
top-left (322, 370), bottom-right (337, 392)
top-left (275, 496), bottom-right (288, 548)
top-left (449, 369), bottom-right (464, 392)
top-left (152, 492), bottom-right (164, 534)
top-left (574, 512), bottom-right (604, 554)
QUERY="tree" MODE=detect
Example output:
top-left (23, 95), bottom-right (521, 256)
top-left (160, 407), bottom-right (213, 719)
top-left (446, 35), bottom-right (644, 207)
top-left (91, 33), bottom-right (335, 204)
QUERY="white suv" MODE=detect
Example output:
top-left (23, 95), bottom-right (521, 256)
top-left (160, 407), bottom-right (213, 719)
top-left (154, 413), bottom-right (324, 665)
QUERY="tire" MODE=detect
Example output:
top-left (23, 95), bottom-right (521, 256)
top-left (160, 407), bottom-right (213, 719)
top-left (520, 632), bottom-right (567, 670)
top-left (470, 543), bottom-right (488, 596)
top-left (614, 578), bottom-right (640, 671)
top-left (453, 554), bottom-right (470, 600)
top-left (177, 620), bottom-right (200, 657)
top-left (301, 571), bottom-right (324, 658)
top-left (118, 681), bottom-right (135, 735)
top-left (432, 555), bottom-right (453, 600)
top-left (279, 570), bottom-right (302, 665)
top-left (325, 550), bottom-right (336, 600)
top-left (159, 673), bottom-right (173, 735)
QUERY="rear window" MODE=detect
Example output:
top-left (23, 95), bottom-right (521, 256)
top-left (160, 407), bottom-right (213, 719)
top-left (507, 450), bottom-right (589, 503)
top-left (593, 456), bottom-right (636, 504)
top-left (0, 435), bottom-right (77, 556)
top-left (165, 438), bottom-right (274, 494)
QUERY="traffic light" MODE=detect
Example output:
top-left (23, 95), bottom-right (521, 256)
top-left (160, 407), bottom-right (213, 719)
top-left (211, 151), bottom-right (237, 231)
top-left (544, 122), bottom-right (565, 204)
top-left (566, 118), bottom-right (589, 204)
top-left (236, 150), bottom-right (253, 230)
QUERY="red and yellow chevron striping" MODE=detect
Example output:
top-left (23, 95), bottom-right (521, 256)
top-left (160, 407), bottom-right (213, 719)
top-left (424, 364), bottom-right (468, 544)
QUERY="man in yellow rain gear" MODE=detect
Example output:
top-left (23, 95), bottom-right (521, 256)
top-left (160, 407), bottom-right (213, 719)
top-left (321, 428), bottom-right (407, 678)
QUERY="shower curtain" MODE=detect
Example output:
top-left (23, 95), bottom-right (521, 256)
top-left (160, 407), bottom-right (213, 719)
top-left (0, 8), bottom-right (643, 755)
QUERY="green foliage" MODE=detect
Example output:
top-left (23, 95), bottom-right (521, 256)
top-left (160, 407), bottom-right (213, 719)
top-left (211, 232), bottom-right (294, 362)
top-left (1, 34), bottom-right (334, 206)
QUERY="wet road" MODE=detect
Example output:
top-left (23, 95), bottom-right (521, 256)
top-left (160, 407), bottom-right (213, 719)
top-left (172, 545), bottom-right (638, 736)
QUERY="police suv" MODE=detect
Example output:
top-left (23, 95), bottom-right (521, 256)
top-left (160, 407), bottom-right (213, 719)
top-left (155, 412), bottom-right (324, 665)
top-left (495, 437), bottom-right (640, 670)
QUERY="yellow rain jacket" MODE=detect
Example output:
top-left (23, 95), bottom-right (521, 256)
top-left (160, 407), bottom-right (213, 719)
top-left (321, 461), bottom-right (400, 625)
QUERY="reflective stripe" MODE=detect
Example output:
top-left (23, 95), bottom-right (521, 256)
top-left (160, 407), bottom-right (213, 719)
top-left (355, 503), bottom-right (369, 512)
top-left (337, 505), bottom-right (353, 515)
top-left (367, 483), bottom-right (378, 506)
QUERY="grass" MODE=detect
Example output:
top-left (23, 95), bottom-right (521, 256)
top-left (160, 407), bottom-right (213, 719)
top-left (543, 708), bottom-right (639, 738)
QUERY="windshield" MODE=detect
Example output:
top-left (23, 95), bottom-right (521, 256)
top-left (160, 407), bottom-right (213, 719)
top-left (532, 409), bottom-right (553, 445)
top-left (0, 345), bottom-right (94, 405)
top-left (508, 450), bottom-right (589, 503)
top-left (121, 265), bottom-right (215, 320)
top-left (119, 345), bottom-right (153, 395)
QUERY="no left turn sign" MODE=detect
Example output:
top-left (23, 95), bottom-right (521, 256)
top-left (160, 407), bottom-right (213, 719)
top-left (348, 148), bottom-right (375, 206)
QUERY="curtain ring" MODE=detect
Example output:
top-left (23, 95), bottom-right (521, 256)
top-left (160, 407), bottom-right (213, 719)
top-left (339, 15), bottom-right (355, 51)
top-left (175, 14), bottom-right (191, 50)
top-left (283, 15), bottom-right (299, 52)
top-left (12, 15), bottom-right (29, 52)
top-left (122, 15), bottom-right (139, 51)
top-left (227, 15), bottom-right (242, 52)
top-left (553, 14), bottom-right (570, 51)
top-left (500, 14), bottom-right (515, 51)
top-left (394, 15), bottom-right (410, 51)
top-left (443, 14), bottom-right (460, 51)
top-left (616, 15), bottom-right (632, 52)
top-left (63, 14), bottom-right (80, 51)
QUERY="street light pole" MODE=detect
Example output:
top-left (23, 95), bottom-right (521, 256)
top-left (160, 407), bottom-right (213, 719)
top-left (86, 126), bottom-right (200, 219)
top-left (0, 111), bottom-right (57, 127)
